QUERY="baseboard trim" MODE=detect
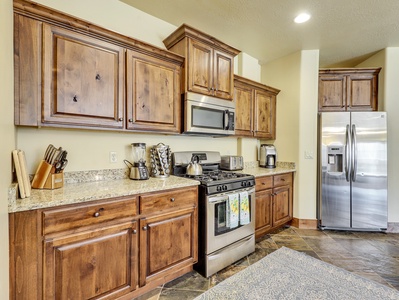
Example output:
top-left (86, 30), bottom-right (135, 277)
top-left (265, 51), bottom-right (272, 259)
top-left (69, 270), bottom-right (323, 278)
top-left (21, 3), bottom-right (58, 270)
top-left (291, 218), bottom-right (318, 229)
top-left (387, 222), bottom-right (399, 233)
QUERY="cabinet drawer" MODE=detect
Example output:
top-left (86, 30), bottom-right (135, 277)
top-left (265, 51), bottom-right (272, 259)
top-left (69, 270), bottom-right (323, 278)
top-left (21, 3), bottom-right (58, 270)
top-left (140, 187), bottom-right (197, 214)
top-left (273, 173), bottom-right (293, 187)
top-left (255, 176), bottom-right (273, 191)
top-left (43, 197), bottom-right (138, 235)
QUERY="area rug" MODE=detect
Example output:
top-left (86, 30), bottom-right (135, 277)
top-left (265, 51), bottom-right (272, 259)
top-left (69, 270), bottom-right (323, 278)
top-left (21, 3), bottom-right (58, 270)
top-left (194, 247), bottom-right (399, 300)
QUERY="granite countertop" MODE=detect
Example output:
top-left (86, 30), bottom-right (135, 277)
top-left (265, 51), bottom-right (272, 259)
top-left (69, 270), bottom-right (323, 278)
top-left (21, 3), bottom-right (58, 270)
top-left (8, 176), bottom-right (200, 213)
top-left (8, 162), bottom-right (295, 213)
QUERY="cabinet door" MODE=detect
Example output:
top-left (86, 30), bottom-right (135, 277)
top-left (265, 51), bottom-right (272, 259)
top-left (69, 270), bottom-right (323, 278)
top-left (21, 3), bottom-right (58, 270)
top-left (253, 89), bottom-right (276, 139)
top-left (346, 73), bottom-right (378, 111)
top-left (14, 14), bottom-right (42, 126)
top-left (43, 221), bottom-right (138, 300)
top-left (318, 74), bottom-right (347, 111)
top-left (126, 50), bottom-right (181, 133)
top-left (187, 39), bottom-right (213, 96)
top-left (255, 189), bottom-right (273, 237)
top-left (272, 185), bottom-right (293, 228)
top-left (234, 83), bottom-right (253, 136)
top-left (42, 24), bottom-right (125, 128)
top-left (213, 49), bottom-right (235, 100)
top-left (139, 207), bottom-right (197, 287)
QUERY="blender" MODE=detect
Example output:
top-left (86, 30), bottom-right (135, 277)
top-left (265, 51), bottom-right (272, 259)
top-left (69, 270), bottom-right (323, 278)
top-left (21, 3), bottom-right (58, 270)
top-left (130, 143), bottom-right (149, 180)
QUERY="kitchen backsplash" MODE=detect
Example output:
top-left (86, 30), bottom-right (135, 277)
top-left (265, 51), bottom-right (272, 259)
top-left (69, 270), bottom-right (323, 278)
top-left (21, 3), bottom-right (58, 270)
top-left (62, 161), bottom-right (296, 184)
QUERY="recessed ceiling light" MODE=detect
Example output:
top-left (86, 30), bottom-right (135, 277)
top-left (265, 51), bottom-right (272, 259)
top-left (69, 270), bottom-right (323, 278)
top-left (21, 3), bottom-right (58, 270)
top-left (294, 13), bottom-right (311, 24)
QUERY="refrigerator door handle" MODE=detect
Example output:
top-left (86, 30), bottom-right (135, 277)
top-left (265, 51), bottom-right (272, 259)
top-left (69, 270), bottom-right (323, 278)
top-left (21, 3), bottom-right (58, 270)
top-left (345, 124), bottom-right (351, 182)
top-left (351, 124), bottom-right (357, 182)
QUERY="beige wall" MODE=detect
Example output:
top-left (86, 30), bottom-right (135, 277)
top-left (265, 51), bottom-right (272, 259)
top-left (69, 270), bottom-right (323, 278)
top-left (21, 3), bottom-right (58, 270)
top-left (1, 0), bottom-right (13, 296)
top-left (261, 50), bottom-right (319, 220)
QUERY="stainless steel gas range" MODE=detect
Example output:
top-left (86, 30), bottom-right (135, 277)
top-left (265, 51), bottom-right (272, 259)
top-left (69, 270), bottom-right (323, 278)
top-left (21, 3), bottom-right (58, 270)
top-left (172, 151), bottom-right (255, 277)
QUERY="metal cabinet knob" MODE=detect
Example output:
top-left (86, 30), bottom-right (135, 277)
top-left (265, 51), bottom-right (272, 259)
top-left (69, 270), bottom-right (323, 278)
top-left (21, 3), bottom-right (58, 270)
top-left (93, 212), bottom-right (100, 217)
top-left (142, 226), bottom-right (148, 231)
top-left (170, 198), bottom-right (175, 202)
top-left (133, 229), bottom-right (137, 234)
top-left (73, 95), bottom-right (78, 102)
top-left (118, 117), bottom-right (123, 121)
top-left (128, 118), bottom-right (133, 123)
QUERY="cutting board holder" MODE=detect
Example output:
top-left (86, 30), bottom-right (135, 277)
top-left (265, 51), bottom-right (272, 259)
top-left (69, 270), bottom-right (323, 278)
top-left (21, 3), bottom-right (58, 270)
top-left (31, 160), bottom-right (64, 189)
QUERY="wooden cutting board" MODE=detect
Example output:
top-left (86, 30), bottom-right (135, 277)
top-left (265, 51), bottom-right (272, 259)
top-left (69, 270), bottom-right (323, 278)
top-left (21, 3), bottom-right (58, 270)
top-left (12, 149), bottom-right (26, 198)
top-left (18, 150), bottom-right (31, 197)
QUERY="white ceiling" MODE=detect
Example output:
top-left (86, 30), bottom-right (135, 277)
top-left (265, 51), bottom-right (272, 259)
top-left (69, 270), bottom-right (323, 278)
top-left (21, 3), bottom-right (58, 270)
top-left (121, 0), bottom-right (399, 67)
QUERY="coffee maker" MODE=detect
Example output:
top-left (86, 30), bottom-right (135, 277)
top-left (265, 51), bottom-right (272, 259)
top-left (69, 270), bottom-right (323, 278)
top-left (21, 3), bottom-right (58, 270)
top-left (129, 143), bottom-right (149, 180)
top-left (259, 144), bottom-right (277, 169)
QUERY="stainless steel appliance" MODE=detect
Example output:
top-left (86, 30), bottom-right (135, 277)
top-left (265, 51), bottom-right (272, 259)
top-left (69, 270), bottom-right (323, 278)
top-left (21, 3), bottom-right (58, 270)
top-left (220, 155), bottom-right (243, 170)
top-left (183, 92), bottom-right (235, 136)
top-left (318, 112), bottom-right (387, 231)
top-left (259, 144), bottom-right (277, 168)
top-left (129, 143), bottom-right (149, 180)
top-left (172, 151), bottom-right (255, 277)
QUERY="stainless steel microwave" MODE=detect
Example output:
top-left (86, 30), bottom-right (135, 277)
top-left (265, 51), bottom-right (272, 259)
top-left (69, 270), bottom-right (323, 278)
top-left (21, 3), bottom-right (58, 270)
top-left (184, 92), bottom-right (235, 136)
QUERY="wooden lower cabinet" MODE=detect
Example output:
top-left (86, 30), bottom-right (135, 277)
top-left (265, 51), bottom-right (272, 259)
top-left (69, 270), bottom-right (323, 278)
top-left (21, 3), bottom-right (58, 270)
top-left (255, 172), bottom-right (294, 238)
top-left (43, 221), bottom-right (138, 300)
top-left (139, 207), bottom-right (197, 287)
top-left (9, 186), bottom-right (198, 300)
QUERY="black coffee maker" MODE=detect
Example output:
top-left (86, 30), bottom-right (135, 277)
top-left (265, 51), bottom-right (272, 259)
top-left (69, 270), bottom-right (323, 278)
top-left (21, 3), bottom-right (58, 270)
top-left (259, 144), bottom-right (277, 168)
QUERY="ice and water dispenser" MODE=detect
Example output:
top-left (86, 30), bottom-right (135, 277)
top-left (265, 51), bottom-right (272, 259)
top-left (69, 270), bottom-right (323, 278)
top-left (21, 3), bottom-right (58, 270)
top-left (326, 145), bottom-right (344, 173)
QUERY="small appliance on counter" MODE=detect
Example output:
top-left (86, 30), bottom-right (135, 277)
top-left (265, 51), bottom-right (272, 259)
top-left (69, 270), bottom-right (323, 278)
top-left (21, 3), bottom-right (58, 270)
top-left (150, 143), bottom-right (172, 178)
top-left (127, 143), bottom-right (149, 180)
top-left (220, 155), bottom-right (243, 171)
top-left (259, 144), bottom-right (277, 168)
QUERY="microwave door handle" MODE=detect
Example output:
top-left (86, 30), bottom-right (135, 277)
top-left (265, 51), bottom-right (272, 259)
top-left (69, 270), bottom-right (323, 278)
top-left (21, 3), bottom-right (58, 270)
top-left (224, 110), bottom-right (229, 130)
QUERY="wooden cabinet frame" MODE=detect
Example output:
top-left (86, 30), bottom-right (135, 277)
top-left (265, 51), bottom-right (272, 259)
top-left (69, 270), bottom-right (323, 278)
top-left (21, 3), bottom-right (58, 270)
top-left (9, 187), bottom-right (198, 300)
top-left (318, 68), bottom-right (381, 112)
top-left (163, 24), bottom-right (240, 101)
top-left (255, 173), bottom-right (294, 238)
top-left (13, 0), bottom-right (184, 134)
top-left (234, 75), bottom-right (280, 139)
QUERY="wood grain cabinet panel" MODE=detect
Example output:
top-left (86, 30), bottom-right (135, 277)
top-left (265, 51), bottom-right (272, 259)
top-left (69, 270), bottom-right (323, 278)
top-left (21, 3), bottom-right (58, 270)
top-left (255, 172), bottom-right (294, 238)
top-left (139, 207), bottom-right (197, 287)
top-left (126, 50), bottom-right (181, 133)
top-left (318, 68), bottom-right (381, 112)
top-left (43, 221), bottom-right (138, 300)
top-left (42, 24), bottom-right (125, 128)
top-left (14, 0), bottom-right (184, 133)
top-left (234, 75), bottom-right (280, 139)
top-left (164, 24), bottom-right (240, 100)
top-left (9, 185), bottom-right (198, 300)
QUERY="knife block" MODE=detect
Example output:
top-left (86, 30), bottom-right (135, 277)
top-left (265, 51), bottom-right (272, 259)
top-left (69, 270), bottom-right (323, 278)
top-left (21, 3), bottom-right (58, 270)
top-left (31, 160), bottom-right (64, 189)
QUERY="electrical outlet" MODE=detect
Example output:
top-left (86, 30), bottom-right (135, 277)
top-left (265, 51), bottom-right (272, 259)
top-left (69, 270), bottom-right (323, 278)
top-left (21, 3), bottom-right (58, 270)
top-left (304, 150), bottom-right (314, 159)
top-left (109, 151), bottom-right (117, 163)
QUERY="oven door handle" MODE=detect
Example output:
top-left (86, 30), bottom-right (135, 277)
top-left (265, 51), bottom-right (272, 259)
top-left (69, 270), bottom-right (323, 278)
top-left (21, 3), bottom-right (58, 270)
top-left (208, 187), bottom-right (255, 203)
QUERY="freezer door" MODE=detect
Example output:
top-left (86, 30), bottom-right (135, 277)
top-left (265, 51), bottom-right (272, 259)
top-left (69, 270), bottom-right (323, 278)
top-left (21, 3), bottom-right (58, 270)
top-left (319, 112), bottom-right (351, 228)
top-left (351, 112), bottom-right (387, 229)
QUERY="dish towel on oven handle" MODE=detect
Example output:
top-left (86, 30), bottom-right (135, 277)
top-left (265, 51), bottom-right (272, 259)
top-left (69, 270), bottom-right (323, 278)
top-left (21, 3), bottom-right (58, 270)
top-left (239, 191), bottom-right (250, 225)
top-left (226, 193), bottom-right (239, 229)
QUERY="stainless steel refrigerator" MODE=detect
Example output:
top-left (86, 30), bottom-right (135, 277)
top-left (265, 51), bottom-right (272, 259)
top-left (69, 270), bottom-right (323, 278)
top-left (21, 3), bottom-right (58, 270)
top-left (318, 112), bottom-right (387, 231)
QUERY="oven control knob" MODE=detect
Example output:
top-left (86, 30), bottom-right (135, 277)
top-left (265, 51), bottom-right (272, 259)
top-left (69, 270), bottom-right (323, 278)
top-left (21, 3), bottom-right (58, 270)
top-left (241, 181), bottom-right (246, 187)
top-left (224, 185), bottom-right (227, 191)
top-left (217, 185), bottom-right (222, 192)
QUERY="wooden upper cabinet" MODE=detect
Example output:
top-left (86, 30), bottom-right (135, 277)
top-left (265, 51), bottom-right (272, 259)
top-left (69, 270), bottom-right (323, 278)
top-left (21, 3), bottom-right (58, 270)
top-left (126, 50), bottom-right (181, 133)
top-left (42, 24), bottom-right (125, 128)
top-left (14, 0), bottom-right (184, 134)
top-left (163, 24), bottom-right (240, 100)
top-left (318, 68), bottom-right (381, 112)
top-left (234, 75), bottom-right (280, 139)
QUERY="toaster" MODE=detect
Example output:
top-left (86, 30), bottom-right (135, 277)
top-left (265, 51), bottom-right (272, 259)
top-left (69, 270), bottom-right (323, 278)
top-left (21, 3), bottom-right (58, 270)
top-left (220, 155), bottom-right (244, 170)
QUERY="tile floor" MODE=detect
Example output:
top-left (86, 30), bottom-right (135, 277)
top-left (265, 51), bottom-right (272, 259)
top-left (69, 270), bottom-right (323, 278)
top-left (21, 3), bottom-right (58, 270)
top-left (135, 226), bottom-right (399, 300)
